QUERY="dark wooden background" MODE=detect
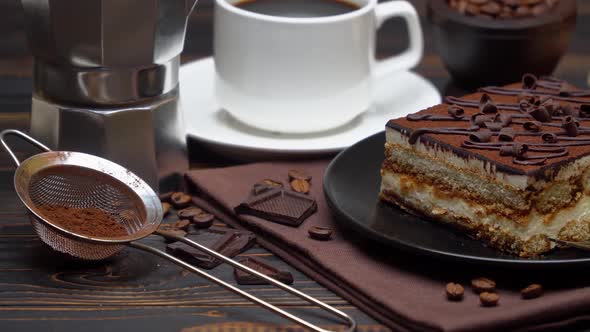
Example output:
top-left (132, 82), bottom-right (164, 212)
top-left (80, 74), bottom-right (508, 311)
top-left (0, 0), bottom-right (588, 331)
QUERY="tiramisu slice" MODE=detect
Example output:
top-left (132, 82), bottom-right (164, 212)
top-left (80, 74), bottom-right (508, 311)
top-left (380, 74), bottom-right (590, 257)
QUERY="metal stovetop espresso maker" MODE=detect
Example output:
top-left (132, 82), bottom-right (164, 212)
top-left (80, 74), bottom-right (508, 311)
top-left (21, 0), bottom-right (197, 191)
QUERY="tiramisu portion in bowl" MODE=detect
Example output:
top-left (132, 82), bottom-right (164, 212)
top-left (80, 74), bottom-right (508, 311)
top-left (380, 74), bottom-right (590, 257)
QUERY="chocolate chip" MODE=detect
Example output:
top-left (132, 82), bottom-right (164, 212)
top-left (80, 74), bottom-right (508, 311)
top-left (480, 292), bottom-right (500, 307)
top-left (288, 170), bottom-right (312, 182)
top-left (235, 187), bottom-right (317, 227)
top-left (159, 191), bottom-right (174, 202)
top-left (162, 202), bottom-right (171, 216)
top-left (170, 192), bottom-right (192, 209)
top-left (233, 257), bottom-right (294, 285)
top-left (290, 179), bottom-right (311, 194)
top-left (528, 106), bottom-right (551, 122)
top-left (448, 106), bottom-right (465, 118)
top-left (523, 121), bottom-right (542, 132)
top-left (469, 129), bottom-right (493, 142)
top-left (308, 226), bottom-right (333, 241)
top-left (522, 73), bottom-right (538, 90)
top-left (178, 206), bottom-right (204, 220)
top-left (542, 132), bottom-right (559, 143)
top-left (500, 143), bottom-right (528, 157)
top-left (521, 284), bottom-right (543, 299)
top-left (471, 277), bottom-right (496, 293)
top-left (446, 282), bottom-right (465, 301)
top-left (479, 93), bottom-right (492, 107)
top-left (562, 116), bottom-right (579, 136)
top-left (498, 127), bottom-right (515, 141)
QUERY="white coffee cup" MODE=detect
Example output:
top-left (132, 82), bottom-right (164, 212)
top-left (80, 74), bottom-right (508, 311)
top-left (214, 0), bottom-right (423, 133)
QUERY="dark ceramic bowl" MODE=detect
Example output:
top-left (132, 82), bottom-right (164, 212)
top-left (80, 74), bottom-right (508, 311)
top-left (428, 0), bottom-right (577, 88)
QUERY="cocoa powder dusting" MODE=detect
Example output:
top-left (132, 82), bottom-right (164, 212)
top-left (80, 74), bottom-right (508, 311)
top-left (36, 205), bottom-right (128, 237)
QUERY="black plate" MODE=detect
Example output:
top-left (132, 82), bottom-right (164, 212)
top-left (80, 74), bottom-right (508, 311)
top-left (324, 132), bottom-right (590, 269)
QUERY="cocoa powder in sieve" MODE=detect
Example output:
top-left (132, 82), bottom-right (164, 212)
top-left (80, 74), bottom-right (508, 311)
top-left (36, 205), bottom-right (128, 237)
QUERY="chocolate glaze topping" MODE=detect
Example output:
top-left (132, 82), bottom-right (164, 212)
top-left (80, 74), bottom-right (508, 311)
top-left (387, 74), bottom-right (590, 177)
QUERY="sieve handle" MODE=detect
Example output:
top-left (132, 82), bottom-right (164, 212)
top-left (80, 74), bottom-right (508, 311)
top-left (0, 129), bottom-right (51, 166)
top-left (130, 234), bottom-right (357, 332)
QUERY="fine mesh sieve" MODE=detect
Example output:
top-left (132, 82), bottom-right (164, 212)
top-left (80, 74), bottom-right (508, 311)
top-left (1, 129), bottom-right (356, 332)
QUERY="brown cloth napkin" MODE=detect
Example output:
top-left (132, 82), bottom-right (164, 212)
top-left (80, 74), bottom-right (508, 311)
top-left (186, 161), bottom-right (590, 332)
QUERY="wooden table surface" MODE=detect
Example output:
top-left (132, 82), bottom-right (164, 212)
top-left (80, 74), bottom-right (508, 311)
top-left (0, 0), bottom-right (588, 331)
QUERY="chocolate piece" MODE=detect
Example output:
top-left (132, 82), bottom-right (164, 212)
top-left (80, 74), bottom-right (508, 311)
top-left (523, 121), bottom-right (542, 132)
top-left (498, 127), bottom-right (515, 141)
top-left (235, 188), bottom-right (317, 227)
top-left (233, 257), bottom-right (294, 285)
top-left (480, 292), bottom-right (500, 307)
top-left (447, 105), bottom-right (465, 118)
top-left (170, 192), bottom-right (192, 209)
top-left (308, 226), bottom-right (333, 241)
top-left (528, 106), bottom-right (551, 122)
top-left (469, 129), bottom-right (492, 142)
top-left (178, 206), bottom-right (203, 220)
top-left (290, 179), bottom-right (310, 194)
top-left (166, 229), bottom-right (256, 269)
top-left (471, 277), bottom-right (496, 293)
top-left (521, 284), bottom-right (543, 299)
top-left (445, 282), bottom-right (464, 301)
top-left (288, 170), bottom-right (312, 182)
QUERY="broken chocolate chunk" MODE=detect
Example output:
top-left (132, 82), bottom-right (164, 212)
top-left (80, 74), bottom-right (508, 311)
top-left (166, 229), bottom-right (256, 269)
top-left (235, 188), bottom-right (317, 227)
top-left (233, 257), bottom-right (294, 285)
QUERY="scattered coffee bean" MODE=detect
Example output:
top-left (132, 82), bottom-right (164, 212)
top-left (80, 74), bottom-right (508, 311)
top-left (448, 0), bottom-right (557, 19)
top-left (480, 292), bottom-right (500, 307)
top-left (308, 226), bottom-right (333, 241)
top-left (234, 257), bottom-right (294, 285)
top-left (480, 1), bottom-right (501, 15)
top-left (162, 202), bottom-right (171, 216)
top-left (169, 219), bottom-right (191, 231)
top-left (288, 169), bottom-right (312, 182)
top-left (521, 284), bottom-right (543, 299)
top-left (468, 0), bottom-right (488, 4)
top-left (192, 212), bottom-right (215, 228)
top-left (178, 206), bottom-right (203, 220)
top-left (446, 282), bottom-right (465, 301)
top-left (170, 192), bottom-right (192, 209)
top-left (471, 277), bottom-right (496, 293)
top-left (159, 228), bottom-right (187, 243)
top-left (290, 179), bottom-right (310, 194)
top-left (159, 191), bottom-right (174, 202)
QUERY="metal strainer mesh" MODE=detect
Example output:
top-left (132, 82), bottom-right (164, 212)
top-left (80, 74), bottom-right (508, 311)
top-left (26, 166), bottom-right (149, 260)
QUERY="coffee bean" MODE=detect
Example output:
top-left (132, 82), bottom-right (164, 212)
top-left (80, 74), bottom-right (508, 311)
top-left (521, 284), bottom-right (543, 299)
top-left (480, 292), bottom-right (500, 306)
top-left (288, 169), bottom-right (312, 182)
top-left (178, 206), bottom-right (204, 220)
top-left (446, 283), bottom-right (464, 301)
top-left (308, 226), bottom-right (333, 241)
top-left (169, 219), bottom-right (191, 231)
top-left (480, 1), bottom-right (501, 15)
top-left (525, 0), bottom-right (543, 5)
top-left (192, 212), bottom-right (215, 228)
top-left (471, 277), bottom-right (496, 293)
top-left (502, 0), bottom-right (520, 7)
top-left (170, 192), bottom-right (192, 209)
top-left (159, 191), bottom-right (174, 202)
top-left (457, 0), bottom-right (468, 13)
top-left (468, 0), bottom-right (488, 4)
top-left (290, 179), bottom-right (310, 194)
top-left (162, 202), bottom-right (171, 216)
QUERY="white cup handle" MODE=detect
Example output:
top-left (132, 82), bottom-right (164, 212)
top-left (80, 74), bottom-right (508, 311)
top-left (374, 0), bottom-right (424, 79)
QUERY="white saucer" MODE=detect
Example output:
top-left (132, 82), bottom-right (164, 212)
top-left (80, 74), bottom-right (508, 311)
top-left (180, 57), bottom-right (441, 160)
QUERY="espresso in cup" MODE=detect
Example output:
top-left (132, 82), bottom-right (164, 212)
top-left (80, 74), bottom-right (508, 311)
top-left (234, 0), bottom-right (360, 18)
